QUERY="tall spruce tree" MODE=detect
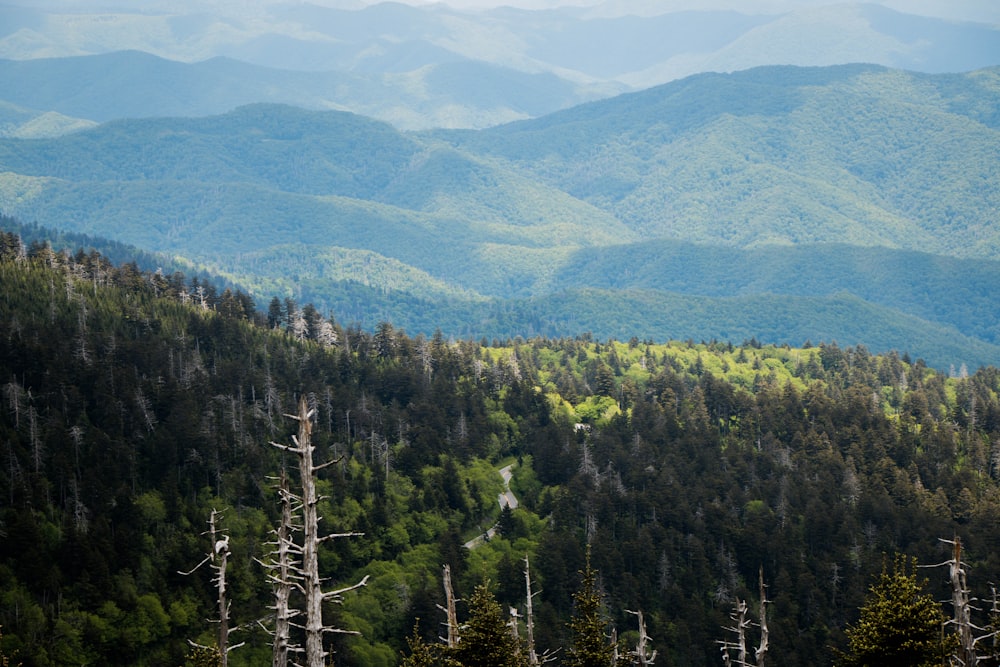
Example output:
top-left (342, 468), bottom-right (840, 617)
top-left (401, 621), bottom-right (449, 667)
top-left (451, 581), bottom-right (527, 667)
top-left (839, 555), bottom-right (955, 667)
top-left (565, 547), bottom-right (615, 667)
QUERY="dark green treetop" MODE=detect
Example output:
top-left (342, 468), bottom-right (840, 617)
top-left (564, 547), bottom-right (616, 667)
top-left (839, 555), bottom-right (955, 667)
top-left (451, 581), bottom-right (527, 667)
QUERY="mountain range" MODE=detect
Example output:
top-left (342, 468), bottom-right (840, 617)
top-left (0, 1), bottom-right (998, 129)
top-left (1, 63), bottom-right (998, 369)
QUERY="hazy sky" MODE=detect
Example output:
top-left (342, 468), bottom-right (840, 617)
top-left (28, 0), bottom-right (1000, 22)
top-left (355, 0), bottom-right (999, 23)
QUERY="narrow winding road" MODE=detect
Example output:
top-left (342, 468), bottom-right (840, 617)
top-left (464, 463), bottom-right (518, 550)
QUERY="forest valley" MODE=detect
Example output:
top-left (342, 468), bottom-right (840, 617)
top-left (1, 229), bottom-right (1000, 667)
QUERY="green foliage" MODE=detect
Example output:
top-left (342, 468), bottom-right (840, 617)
top-left (839, 555), bottom-right (955, 667)
top-left (449, 581), bottom-right (526, 667)
top-left (400, 625), bottom-right (449, 667)
top-left (564, 548), bottom-right (615, 667)
top-left (572, 396), bottom-right (620, 425)
top-left (0, 625), bottom-right (21, 667)
top-left (0, 238), bottom-right (998, 666)
top-left (3, 65), bottom-right (1000, 369)
top-left (184, 644), bottom-right (222, 667)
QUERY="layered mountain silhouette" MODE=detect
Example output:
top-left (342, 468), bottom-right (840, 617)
top-left (1, 1), bottom-right (998, 128)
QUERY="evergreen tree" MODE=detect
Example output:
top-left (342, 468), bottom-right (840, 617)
top-left (451, 581), bottom-right (527, 667)
top-left (839, 555), bottom-right (955, 667)
top-left (565, 547), bottom-right (615, 667)
top-left (267, 296), bottom-right (284, 329)
top-left (400, 619), bottom-right (447, 667)
top-left (184, 644), bottom-right (222, 667)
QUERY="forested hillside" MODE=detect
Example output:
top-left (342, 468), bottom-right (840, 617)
top-left (2, 234), bottom-right (1000, 666)
top-left (1, 65), bottom-right (998, 368)
top-left (443, 64), bottom-right (1000, 259)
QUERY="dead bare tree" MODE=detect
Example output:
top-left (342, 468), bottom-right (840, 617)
top-left (755, 567), bottom-right (769, 667)
top-left (179, 508), bottom-right (244, 667)
top-left (271, 396), bottom-right (369, 667)
top-left (509, 605), bottom-right (522, 643)
top-left (625, 609), bottom-right (656, 666)
top-left (256, 472), bottom-right (303, 667)
top-left (924, 537), bottom-right (998, 666)
top-left (523, 556), bottom-right (558, 665)
top-left (718, 568), bottom-right (769, 667)
top-left (524, 556), bottom-right (540, 665)
top-left (438, 564), bottom-right (460, 649)
top-left (987, 585), bottom-right (1000, 663)
top-left (719, 599), bottom-right (750, 667)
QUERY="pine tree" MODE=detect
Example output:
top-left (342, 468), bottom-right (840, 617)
top-left (0, 625), bottom-right (22, 667)
top-left (184, 644), bottom-right (222, 667)
top-left (451, 581), bottom-right (527, 667)
top-left (565, 547), bottom-right (615, 667)
top-left (401, 621), bottom-right (451, 667)
top-left (839, 554), bottom-right (955, 667)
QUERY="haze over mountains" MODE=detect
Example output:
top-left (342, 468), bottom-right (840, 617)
top-left (1, 1), bottom-right (998, 129)
top-left (0, 1), bottom-right (998, 368)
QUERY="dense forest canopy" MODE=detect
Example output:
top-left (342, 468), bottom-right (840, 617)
top-left (2, 227), bottom-right (1000, 666)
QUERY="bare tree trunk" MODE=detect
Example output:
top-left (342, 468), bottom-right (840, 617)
top-left (719, 599), bottom-right (749, 666)
top-left (525, 556), bottom-right (539, 666)
top-left (259, 471), bottom-right (301, 667)
top-left (271, 396), bottom-right (368, 667)
top-left (215, 512), bottom-right (230, 667)
top-left (756, 567), bottom-right (769, 667)
top-left (295, 399), bottom-right (326, 666)
top-left (179, 509), bottom-right (243, 665)
top-left (734, 600), bottom-right (748, 666)
top-left (273, 475), bottom-right (295, 667)
top-left (625, 609), bottom-right (657, 666)
top-left (718, 569), bottom-right (769, 667)
top-left (439, 564), bottom-right (459, 649)
top-left (944, 537), bottom-right (976, 667)
top-left (521, 555), bottom-right (558, 664)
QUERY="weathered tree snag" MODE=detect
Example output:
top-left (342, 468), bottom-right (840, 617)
top-left (256, 472), bottom-right (302, 667)
top-left (522, 556), bottom-right (558, 665)
top-left (524, 556), bottom-right (539, 666)
top-left (719, 600), bottom-right (750, 667)
top-left (438, 564), bottom-right (460, 649)
top-left (755, 567), bottom-right (769, 667)
top-left (927, 536), bottom-right (998, 666)
top-left (718, 568), bottom-right (768, 667)
top-left (271, 396), bottom-right (368, 667)
top-left (625, 609), bottom-right (657, 666)
top-left (179, 509), bottom-right (244, 667)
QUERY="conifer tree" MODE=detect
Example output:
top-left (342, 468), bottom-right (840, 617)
top-left (451, 581), bottom-right (527, 667)
top-left (839, 555), bottom-right (954, 667)
top-left (0, 625), bottom-right (21, 667)
top-left (401, 621), bottom-right (452, 667)
top-left (565, 547), bottom-right (615, 667)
